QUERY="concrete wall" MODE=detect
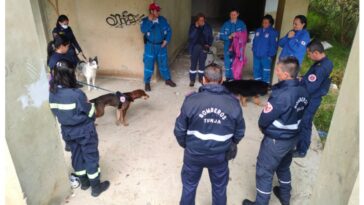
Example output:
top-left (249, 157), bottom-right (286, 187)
top-left (41, 0), bottom-right (191, 79)
top-left (192, 0), bottom-right (222, 18)
top-left (310, 27), bottom-right (359, 205)
top-left (6, 0), bottom-right (70, 204)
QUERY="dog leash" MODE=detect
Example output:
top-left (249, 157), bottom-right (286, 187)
top-left (77, 81), bottom-right (115, 93)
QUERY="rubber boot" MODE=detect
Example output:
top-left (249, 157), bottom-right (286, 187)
top-left (91, 180), bottom-right (110, 197)
top-left (79, 175), bottom-right (90, 190)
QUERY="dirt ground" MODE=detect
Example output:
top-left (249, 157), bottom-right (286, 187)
top-left (64, 41), bottom-right (322, 205)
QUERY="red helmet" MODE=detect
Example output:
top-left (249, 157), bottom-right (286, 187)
top-left (149, 3), bottom-right (161, 11)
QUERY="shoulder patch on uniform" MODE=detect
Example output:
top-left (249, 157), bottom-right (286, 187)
top-left (265, 33), bottom-right (269, 38)
top-left (301, 41), bottom-right (306, 46)
top-left (308, 74), bottom-right (317, 82)
top-left (256, 32), bottom-right (260, 36)
top-left (120, 96), bottom-right (126, 103)
top-left (263, 102), bottom-right (273, 113)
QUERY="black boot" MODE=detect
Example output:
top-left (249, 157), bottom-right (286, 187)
top-left (79, 175), bottom-right (90, 190)
top-left (189, 81), bottom-right (195, 87)
top-left (91, 180), bottom-right (110, 197)
top-left (145, 83), bottom-right (151, 92)
top-left (165, 79), bottom-right (176, 87)
top-left (242, 199), bottom-right (255, 205)
top-left (65, 144), bottom-right (71, 152)
top-left (273, 186), bottom-right (290, 205)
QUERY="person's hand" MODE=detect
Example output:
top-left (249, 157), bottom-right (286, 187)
top-left (297, 76), bottom-right (302, 81)
top-left (288, 31), bottom-right (295, 38)
top-left (229, 32), bottom-right (235, 39)
top-left (195, 22), bottom-right (199, 28)
top-left (161, 40), bottom-right (168, 48)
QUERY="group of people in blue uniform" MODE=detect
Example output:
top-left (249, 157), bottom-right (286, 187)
top-left (46, 2), bottom-right (334, 204)
top-left (174, 6), bottom-right (333, 205)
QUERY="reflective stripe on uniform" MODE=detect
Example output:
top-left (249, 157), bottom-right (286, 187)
top-left (189, 70), bottom-right (197, 73)
top-left (279, 179), bottom-right (291, 184)
top-left (74, 170), bottom-right (86, 176)
top-left (187, 130), bottom-right (233, 142)
top-left (88, 103), bottom-right (95, 117)
top-left (272, 120), bottom-right (301, 130)
top-left (257, 188), bottom-right (271, 195)
top-left (49, 103), bottom-right (76, 110)
top-left (87, 167), bottom-right (101, 179)
top-left (197, 70), bottom-right (204, 73)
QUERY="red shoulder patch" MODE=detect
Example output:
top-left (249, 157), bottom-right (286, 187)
top-left (263, 102), bottom-right (273, 113)
top-left (308, 74), bottom-right (317, 82)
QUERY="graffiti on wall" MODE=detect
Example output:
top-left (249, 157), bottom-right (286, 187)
top-left (106, 11), bottom-right (145, 28)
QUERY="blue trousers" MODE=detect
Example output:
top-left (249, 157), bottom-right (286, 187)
top-left (255, 137), bottom-right (298, 205)
top-left (143, 43), bottom-right (171, 83)
top-left (180, 152), bottom-right (229, 205)
top-left (253, 55), bottom-right (272, 84)
top-left (296, 98), bottom-right (322, 154)
top-left (190, 45), bottom-right (207, 82)
top-left (223, 48), bottom-right (233, 80)
top-left (63, 123), bottom-right (100, 185)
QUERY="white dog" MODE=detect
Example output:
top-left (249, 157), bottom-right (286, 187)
top-left (77, 57), bottom-right (99, 91)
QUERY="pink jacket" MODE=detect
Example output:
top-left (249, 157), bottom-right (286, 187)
top-left (229, 31), bottom-right (248, 80)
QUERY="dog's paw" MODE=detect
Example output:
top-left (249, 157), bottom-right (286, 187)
top-left (115, 120), bottom-right (121, 126)
top-left (123, 122), bottom-right (129, 127)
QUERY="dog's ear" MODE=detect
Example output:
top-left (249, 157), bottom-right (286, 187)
top-left (88, 57), bottom-right (92, 63)
top-left (94, 56), bottom-right (98, 64)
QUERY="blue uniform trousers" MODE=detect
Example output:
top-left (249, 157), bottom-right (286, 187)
top-left (143, 43), bottom-right (171, 83)
top-left (180, 152), bottom-right (229, 205)
top-left (296, 98), bottom-right (322, 154)
top-left (253, 55), bottom-right (272, 84)
top-left (255, 137), bottom-right (298, 205)
top-left (223, 49), bottom-right (233, 80)
top-left (64, 123), bottom-right (100, 185)
top-left (190, 44), bottom-right (207, 82)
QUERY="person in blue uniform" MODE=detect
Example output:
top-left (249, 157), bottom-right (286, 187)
top-left (48, 60), bottom-right (109, 197)
top-left (243, 57), bottom-right (309, 205)
top-left (294, 40), bottom-right (333, 158)
top-left (278, 15), bottom-right (310, 66)
top-left (140, 3), bottom-right (176, 92)
top-left (47, 35), bottom-right (78, 75)
top-left (52, 15), bottom-right (84, 62)
top-left (174, 64), bottom-right (245, 205)
top-left (219, 9), bottom-right (247, 80)
top-left (188, 13), bottom-right (213, 87)
top-left (252, 14), bottom-right (278, 84)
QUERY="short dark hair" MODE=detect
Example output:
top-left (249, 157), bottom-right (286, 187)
top-left (57, 15), bottom-right (69, 24)
top-left (47, 35), bottom-right (70, 64)
top-left (263, 14), bottom-right (274, 26)
top-left (230, 9), bottom-right (239, 14)
top-left (307, 39), bottom-right (325, 53)
top-left (204, 63), bottom-right (223, 83)
top-left (294, 15), bottom-right (307, 29)
top-left (195, 13), bottom-right (206, 22)
top-left (277, 57), bottom-right (300, 78)
top-left (49, 60), bottom-right (77, 93)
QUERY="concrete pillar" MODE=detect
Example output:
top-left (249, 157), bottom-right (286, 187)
top-left (272, 0), bottom-right (309, 83)
top-left (6, 0), bottom-right (71, 204)
top-left (310, 27), bottom-right (359, 205)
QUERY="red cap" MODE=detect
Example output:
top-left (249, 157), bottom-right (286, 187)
top-left (149, 3), bottom-right (161, 11)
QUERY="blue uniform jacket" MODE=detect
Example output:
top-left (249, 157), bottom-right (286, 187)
top-left (48, 51), bottom-right (78, 70)
top-left (52, 25), bottom-right (82, 52)
top-left (300, 56), bottom-right (333, 99)
top-left (252, 26), bottom-right (278, 57)
top-left (174, 84), bottom-right (245, 155)
top-left (219, 19), bottom-right (247, 52)
top-left (278, 29), bottom-right (310, 65)
top-left (49, 87), bottom-right (96, 140)
top-left (259, 79), bottom-right (309, 140)
top-left (140, 16), bottom-right (172, 44)
top-left (188, 23), bottom-right (213, 54)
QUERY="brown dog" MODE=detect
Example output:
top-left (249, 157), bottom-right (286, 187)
top-left (90, 89), bottom-right (149, 126)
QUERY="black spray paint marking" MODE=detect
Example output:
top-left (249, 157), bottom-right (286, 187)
top-left (106, 11), bottom-right (145, 28)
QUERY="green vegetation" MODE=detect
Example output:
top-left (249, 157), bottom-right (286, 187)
top-left (301, 0), bottom-right (358, 144)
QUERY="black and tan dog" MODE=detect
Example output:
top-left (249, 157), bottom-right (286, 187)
top-left (90, 89), bottom-right (149, 126)
top-left (223, 80), bottom-right (270, 107)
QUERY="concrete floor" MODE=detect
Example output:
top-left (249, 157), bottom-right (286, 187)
top-left (64, 40), bottom-right (322, 205)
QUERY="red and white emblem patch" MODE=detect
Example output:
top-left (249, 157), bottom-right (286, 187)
top-left (263, 102), bottom-right (273, 113)
top-left (308, 74), bottom-right (317, 82)
top-left (120, 96), bottom-right (126, 103)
